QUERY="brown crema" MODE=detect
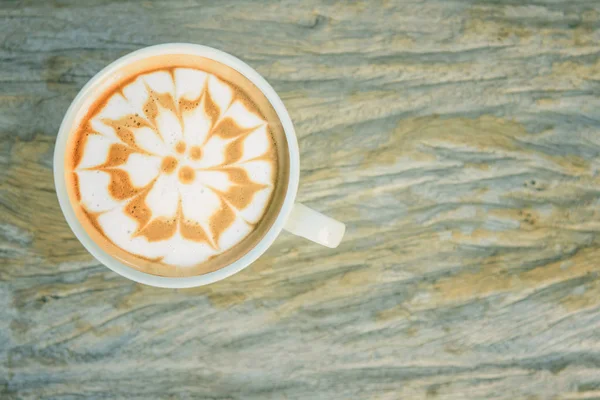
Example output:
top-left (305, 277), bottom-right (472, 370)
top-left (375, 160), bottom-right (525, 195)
top-left (65, 54), bottom-right (290, 277)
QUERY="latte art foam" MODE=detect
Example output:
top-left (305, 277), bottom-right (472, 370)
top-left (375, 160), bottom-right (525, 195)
top-left (67, 61), bottom-right (285, 276)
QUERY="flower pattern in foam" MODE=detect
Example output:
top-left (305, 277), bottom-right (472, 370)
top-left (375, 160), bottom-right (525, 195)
top-left (75, 69), bottom-right (275, 267)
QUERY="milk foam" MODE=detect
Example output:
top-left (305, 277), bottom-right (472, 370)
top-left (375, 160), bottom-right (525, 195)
top-left (74, 68), bottom-right (275, 267)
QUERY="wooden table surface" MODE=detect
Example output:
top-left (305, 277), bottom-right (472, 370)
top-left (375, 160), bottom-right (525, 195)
top-left (2, 1), bottom-right (600, 399)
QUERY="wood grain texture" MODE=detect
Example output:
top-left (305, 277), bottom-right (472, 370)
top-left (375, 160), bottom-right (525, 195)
top-left (2, 0), bottom-right (600, 399)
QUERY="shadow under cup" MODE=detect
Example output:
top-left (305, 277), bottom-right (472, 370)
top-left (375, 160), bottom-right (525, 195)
top-left (60, 51), bottom-right (291, 278)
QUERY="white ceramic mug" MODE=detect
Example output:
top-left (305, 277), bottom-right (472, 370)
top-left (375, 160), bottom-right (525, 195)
top-left (54, 43), bottom-right (345, 288)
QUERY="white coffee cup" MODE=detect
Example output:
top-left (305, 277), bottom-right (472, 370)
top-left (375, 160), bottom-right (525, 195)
top-left (54, 43), bottom-right (345, 288)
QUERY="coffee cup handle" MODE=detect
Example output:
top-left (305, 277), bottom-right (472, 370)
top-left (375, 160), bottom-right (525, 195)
top-left (283, 203), bottom-right (345, 248)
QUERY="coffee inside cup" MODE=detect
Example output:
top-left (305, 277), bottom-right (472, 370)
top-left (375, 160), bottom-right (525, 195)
top-left (64, 54), bottom-right (290, 277)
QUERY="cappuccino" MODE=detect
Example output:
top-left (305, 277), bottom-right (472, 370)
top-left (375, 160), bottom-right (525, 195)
top-left (65, 54), bottom-right (289, 277)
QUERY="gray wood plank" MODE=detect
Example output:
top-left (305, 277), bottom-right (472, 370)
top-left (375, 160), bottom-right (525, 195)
top-left (2, 0), bottom-right (600, 399)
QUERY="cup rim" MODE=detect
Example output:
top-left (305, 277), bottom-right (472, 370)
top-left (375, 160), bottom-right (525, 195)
top-left (53, 43), bottom-right (300, 288)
